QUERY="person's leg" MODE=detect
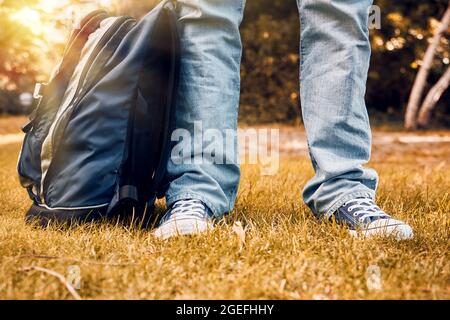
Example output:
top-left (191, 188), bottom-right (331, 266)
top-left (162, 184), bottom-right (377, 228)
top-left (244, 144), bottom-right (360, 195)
top-left (155, 0), bottom-right (245, 238)
top-left (297, 0), bottom-right (378, 217)
top-left (296, 0), bottom-right (412, 238)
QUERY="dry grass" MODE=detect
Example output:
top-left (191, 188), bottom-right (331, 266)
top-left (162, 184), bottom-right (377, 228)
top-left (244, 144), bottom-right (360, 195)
top-left (0, 139), bottom-right (449, 300)
top-left (0, 116), bottom-right (28, 135)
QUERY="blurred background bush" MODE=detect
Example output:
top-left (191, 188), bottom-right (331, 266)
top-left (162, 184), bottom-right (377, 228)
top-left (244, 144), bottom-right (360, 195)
top-left (0, 0), bottom-right (449, 127)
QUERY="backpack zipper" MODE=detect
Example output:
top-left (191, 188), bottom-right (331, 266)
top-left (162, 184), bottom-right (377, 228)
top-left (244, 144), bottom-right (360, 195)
top-left (40, 16), bottom-right (133, 205)
top-left (50, 17), bottom-right (131, 153)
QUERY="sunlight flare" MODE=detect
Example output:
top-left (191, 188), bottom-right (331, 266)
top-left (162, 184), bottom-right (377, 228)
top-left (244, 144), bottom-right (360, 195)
top-left (10, 7), bottom-right (43, 35)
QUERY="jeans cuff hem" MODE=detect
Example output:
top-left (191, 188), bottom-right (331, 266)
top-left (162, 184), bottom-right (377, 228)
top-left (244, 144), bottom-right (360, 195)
top-left (166, 192), bottom-right (221, 220)
top-left (323, 190), bottom-right (376, 219)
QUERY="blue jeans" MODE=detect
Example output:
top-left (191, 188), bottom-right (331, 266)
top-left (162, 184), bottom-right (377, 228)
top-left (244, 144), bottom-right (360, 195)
top-left (165, 0), bottom-right (379, 219)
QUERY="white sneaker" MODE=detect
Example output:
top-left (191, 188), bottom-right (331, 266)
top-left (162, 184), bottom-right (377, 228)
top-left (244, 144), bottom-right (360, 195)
top-left (333, 198), bottom-right (414, 240)
top-left (153, 199), bottom-right (214, 240)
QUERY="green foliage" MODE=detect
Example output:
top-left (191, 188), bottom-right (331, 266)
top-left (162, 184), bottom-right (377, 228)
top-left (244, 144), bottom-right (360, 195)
top-left (0, 1), bottom-right (40, 113)
top-left (240, 14), bottom-right (300, 124)
top-left (367, 0), bottom-right (449, 119)
top-left (0, 0), bottom-right (448, 125)
top-left (240, 0), bottom-right (450, 124)
top-left (0, 1), bottom-right (41, 89)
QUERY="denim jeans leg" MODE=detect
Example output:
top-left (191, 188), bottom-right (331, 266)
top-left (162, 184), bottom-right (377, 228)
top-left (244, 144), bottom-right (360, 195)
top-left (296, 0), bottom-right (379, 218)
top-left (164, 0), bottom-right (246, 219)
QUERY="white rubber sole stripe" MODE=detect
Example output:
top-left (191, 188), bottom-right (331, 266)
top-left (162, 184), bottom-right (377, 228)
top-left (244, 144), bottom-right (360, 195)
top-left (36, 203), bottom-right (109, 211)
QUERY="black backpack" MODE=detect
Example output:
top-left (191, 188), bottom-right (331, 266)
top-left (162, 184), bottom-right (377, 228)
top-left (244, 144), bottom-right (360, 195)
top-left (17, 0), bottom-right (180, 226)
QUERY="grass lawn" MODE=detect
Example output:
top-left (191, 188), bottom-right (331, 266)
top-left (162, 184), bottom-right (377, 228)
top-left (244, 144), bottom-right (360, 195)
top-left (0, 136), bottom-right (449, 300)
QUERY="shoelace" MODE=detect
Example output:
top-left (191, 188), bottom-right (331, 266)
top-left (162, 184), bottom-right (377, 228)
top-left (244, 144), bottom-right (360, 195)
top-left (345, 198), bottom-right (388, 223)
top-left (163, 199), bottom-right (208, 222)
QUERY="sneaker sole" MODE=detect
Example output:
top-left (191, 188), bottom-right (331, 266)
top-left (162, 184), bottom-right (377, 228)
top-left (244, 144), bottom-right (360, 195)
top-left (349, 221), bottom-right (414, 241)
top-left (153, 218), bottom-right (214, 240)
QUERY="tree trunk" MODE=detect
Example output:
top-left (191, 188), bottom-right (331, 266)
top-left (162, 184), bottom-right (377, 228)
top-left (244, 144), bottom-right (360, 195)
top-left (404, 3), bottom-right (450, 130)
top-left (417, 66), bottom-right (450, 127)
